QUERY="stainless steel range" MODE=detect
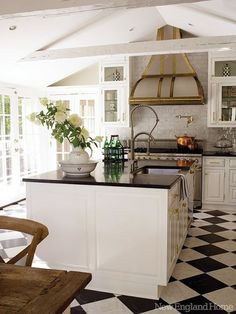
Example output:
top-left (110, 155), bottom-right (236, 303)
top-left (134, 147), bottom-right (203, 209)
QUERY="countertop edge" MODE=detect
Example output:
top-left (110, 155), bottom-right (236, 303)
top-left (23, 175), bottom-right (180, 190)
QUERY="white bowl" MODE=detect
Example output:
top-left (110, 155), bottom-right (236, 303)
top-left (59, 160), bottom-right (98, 177)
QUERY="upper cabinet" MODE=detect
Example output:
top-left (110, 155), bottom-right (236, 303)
top-left (100, 57), bottom-right (129, 127)
top-left (208, 51), bottom-right (236, 127)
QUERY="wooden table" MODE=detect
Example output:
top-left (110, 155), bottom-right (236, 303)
top-left (0, 263), bottom-right (91, 314)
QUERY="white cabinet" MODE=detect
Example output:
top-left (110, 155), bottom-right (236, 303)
top-left (203, 168), bottom-right (225, 203)
top-left (203, 156), bottom-right (236, 209)
top-left (208, 51), bottom-right (236, 127)
top-left (100, 57), bottom-right (129, 127)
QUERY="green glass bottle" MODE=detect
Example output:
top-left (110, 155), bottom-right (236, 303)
top-left (103, 137), bottom-right (109, 161)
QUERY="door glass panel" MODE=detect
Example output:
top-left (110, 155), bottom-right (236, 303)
top-left (0, 141), bottom-right (2, 157)
top-left (0, 116), bottom-right (3, 135)
top-left (88, 100), bottom-right (95, 116)
top-left (18, 98), bottom-right (22, 115)
top-left (18, 116), bottom-right (23, 136)
top-left (5, 116), bottom-right (11, 136)
top-left (0, 159), bottom-right (3, 180)
top-left (50, 99), bottom-right (71, 164)
top-left (104, 90), bottom-right (117, 122)
top-left (80, 100), bottom-right (86, 116)
top-left (104, 66), bottom-right (124, 81)
top-left (215, 61), bottom-right (236, 77)
top-left (20, 155), bottom-right (25, 173)
top-left (79, 99), bottom-right (96, 137)
top-left (221, 86), bottom-right (236, 121)
top-left (4, 96), bottom-right (10, 114)
top-left (5, 141), bottom-right (11, 156)
top-left (0, 95), bottom-right (2, 113)
top-left (6, 157), bottom-right (12, 176)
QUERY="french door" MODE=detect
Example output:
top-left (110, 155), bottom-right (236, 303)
top-left (48, 89), bottom-right (100, 165)
top-left (0, 88), bottom-right (42, 206)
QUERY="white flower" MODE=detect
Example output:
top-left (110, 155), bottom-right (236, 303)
top-left (56, 101), bottom-right (67, 112)
top-left (55, 111), bottom-right (67, 123)
top-left (68, 114), bottom-right (83, 128)
top-left (40, 97), bottom-right (48, 106)
top-left (27, 112), bottom-right (41, 125)
top-left (80, 127), bottom-right (89, 140)
top-left (95, 136), bottom-right (103, 143)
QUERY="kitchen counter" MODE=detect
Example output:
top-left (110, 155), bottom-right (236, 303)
top-left (203, 151), bottom-right (236, 157)
top-left (24, 159), bottom-right (190, 300)
top-left (23, 160), bottom-right (193, 190)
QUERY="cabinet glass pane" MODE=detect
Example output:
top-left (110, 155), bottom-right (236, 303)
top-left (215, 61), bottom-right (236, 77)
top-left (104, 90), bottom-right (118, 122)
top-left (104, 66), bottom-right (124, 81)
top-left (221, 86), bottom-right (236, 122)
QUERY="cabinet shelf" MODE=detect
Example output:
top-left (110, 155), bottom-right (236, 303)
top-left (222, 97), bottom-right (236, 101)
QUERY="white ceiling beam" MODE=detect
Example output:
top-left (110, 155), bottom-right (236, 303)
top-left (0, 0), bottom-right (210, 19)
top-left (21, 35), bottom-right (236, 62)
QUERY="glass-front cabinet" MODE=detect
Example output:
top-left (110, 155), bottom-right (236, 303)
top-left (220, 84), bottom-right (236, 122)
top-left (208, 52), bottom-right (236, 127)
top-left (104, 89), bottom-right (118, 122)
top-left (100, 57), bottom-right (129, 126)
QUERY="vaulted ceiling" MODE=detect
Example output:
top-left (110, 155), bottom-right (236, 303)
top-left (0, 0), bottom-right (235, 88)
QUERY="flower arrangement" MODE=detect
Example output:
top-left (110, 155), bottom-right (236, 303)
top-left (28, 98), bottom-right (103, 151)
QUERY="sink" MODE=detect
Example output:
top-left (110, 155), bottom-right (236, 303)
top-left (133, 166), bottom-right (181, 175)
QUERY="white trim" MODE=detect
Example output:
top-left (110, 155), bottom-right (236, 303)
top-left (0, 0), bottom-right (210, 18)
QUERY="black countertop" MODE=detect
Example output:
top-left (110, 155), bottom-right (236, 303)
top-left (23, 160), bottom-right (193, 190)
top-left (203, 151), bottom-right (236, 157)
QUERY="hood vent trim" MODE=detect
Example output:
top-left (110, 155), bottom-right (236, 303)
top-left (129, 26), bottom-right (205, 106)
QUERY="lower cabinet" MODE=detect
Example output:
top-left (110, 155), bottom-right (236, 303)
top-left (203, 168), bottom-right (225, 202)
top-left (203, 156), bottom-right (236, 207)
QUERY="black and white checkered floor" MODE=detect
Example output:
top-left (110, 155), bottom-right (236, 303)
top-left (0, 202), bottom-right (235, 313)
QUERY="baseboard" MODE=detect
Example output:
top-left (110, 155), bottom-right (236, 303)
top-left (202, 203), bottom-right (236, 213)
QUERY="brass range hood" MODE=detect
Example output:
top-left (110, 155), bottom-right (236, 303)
top-left (129, 25), bottom-right (205, 106)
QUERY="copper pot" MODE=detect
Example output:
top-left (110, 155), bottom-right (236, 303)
top-left (175, 135), bottom-right (195, 147)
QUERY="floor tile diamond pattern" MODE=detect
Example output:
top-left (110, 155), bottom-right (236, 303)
top-left (0, 205), bottom-right (235, 313)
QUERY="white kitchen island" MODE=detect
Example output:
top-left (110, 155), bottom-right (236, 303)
top-left (24, 162), bottom-right (191, 299)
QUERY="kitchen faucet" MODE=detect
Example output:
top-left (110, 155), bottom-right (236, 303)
top-left (176, 115), bottom-right (193, 127)
top-left (130, 105), bottom-right (159, 172)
